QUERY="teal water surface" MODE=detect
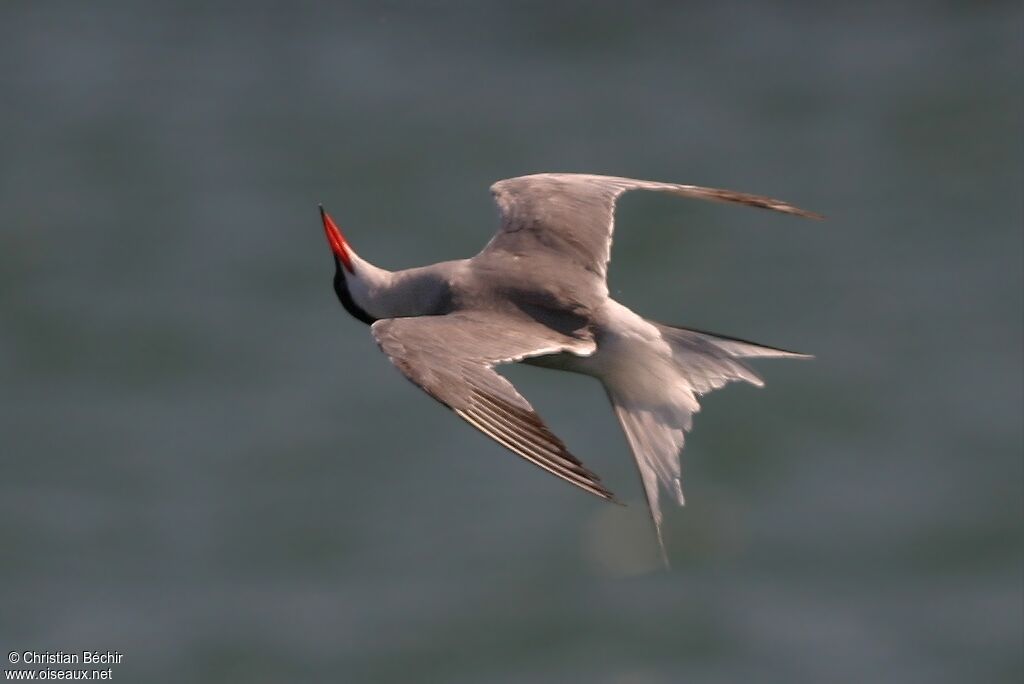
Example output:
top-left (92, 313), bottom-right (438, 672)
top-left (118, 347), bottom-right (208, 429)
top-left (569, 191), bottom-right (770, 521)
top-left (1, 4), bottom-right (1021, 682)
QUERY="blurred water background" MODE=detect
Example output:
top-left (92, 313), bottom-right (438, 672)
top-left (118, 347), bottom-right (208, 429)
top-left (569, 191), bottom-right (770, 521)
top-left (1, 3), bottom-right (1021, 682)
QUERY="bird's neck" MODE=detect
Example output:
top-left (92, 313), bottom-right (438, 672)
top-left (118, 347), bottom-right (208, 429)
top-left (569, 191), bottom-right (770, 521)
top-left (341, 255), bottom-right (455, 323)
top-left (339, 253), bottom-right (393, 323)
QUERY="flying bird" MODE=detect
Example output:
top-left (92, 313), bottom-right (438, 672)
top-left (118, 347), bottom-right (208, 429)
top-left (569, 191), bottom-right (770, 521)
top-left (320, 173), bottom-right (818, 560)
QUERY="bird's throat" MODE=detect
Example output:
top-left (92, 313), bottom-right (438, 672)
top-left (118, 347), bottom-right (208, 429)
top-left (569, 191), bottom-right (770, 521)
top-left (333, 268), bottom-right (378, 325)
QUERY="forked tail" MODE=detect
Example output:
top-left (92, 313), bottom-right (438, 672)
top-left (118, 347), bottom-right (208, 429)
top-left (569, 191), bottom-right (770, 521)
top-left (603, 321), bottom-right (811, 565)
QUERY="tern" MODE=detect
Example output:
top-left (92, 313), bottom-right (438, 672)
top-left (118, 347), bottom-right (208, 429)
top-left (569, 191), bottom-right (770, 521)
top-left (320, 173), bottom-right (818, 560)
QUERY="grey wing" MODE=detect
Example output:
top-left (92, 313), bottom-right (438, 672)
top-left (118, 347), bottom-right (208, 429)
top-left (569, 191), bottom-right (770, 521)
top-left (370, 311), bottom-right (615, 501)
top-left (484, 173), bottom-right (822, 286)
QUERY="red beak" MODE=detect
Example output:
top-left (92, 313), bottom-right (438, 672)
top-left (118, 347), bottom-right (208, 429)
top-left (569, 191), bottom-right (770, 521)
top-left (320, 205), bottom-right (353, 273)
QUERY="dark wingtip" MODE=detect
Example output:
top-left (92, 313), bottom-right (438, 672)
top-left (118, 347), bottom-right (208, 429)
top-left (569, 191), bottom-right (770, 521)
top-left (777, 204), bottom-right (824, 221)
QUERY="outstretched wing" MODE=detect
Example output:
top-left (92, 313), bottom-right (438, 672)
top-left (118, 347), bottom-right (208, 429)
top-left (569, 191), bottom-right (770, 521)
top-left (370, 311), bottom-right (616, 501)
top-left (485, 173), bottom-right (821, 286)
